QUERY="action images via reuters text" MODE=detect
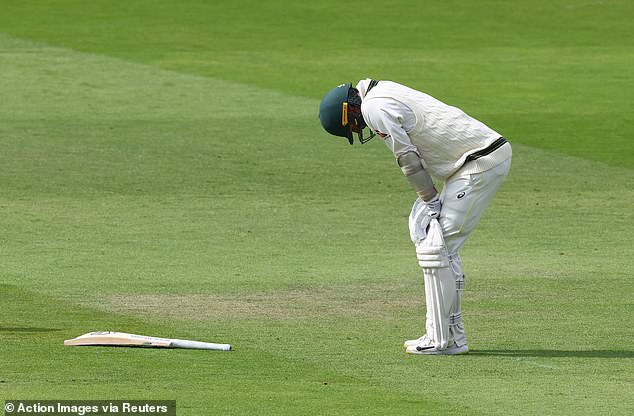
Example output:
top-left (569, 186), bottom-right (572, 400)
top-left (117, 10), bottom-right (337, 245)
top-left (4, 400), bottom-right (176, 416)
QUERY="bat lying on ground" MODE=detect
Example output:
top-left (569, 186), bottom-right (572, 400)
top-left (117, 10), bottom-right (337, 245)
top-left (64, 331), bottom-right (232, 351)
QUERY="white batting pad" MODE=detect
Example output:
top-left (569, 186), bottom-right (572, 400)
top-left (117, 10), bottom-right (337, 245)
top-left (416, 219), bottom-right (456, 350)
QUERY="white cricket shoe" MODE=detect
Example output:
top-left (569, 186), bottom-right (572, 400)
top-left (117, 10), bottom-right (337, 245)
top-left (404, 335), bottom-right (427, 348)
top-left (405, 338), bottom-right (469, 355)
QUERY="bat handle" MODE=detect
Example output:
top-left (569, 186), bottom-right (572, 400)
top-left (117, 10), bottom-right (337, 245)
top-left (170, 339), bottom-right (232, 351)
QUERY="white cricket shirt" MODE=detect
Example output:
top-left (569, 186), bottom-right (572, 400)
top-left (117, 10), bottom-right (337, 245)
top-left (357, 79), bottom-right (511, 181)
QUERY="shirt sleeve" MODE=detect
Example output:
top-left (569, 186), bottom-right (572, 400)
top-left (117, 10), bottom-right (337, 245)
top-left (361, 97), bottom-right (419, 158)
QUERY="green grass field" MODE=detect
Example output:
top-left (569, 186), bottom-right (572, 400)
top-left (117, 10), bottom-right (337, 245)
top-left (1, 0), bottom-right (632, 414)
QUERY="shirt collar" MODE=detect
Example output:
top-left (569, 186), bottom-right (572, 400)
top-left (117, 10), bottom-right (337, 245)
top-left (355, 78), bottom-right (373, 99)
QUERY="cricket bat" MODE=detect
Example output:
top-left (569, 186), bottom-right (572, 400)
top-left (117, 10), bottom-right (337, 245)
top-left (64, 331), bottom-right (232, 351)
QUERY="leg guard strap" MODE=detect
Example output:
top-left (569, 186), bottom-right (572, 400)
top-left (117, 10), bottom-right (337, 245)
top-left (449, 312), bottom-right (462, 325)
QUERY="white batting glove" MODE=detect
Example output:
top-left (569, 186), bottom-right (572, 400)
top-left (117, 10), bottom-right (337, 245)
top-left (424, 196), bottom-right (441, 219)
top-left (409, 196), bottom-right (442, 244)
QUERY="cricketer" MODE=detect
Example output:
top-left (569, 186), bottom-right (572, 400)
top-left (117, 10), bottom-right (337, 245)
top-left (319, 79), bottom-right (512, 354)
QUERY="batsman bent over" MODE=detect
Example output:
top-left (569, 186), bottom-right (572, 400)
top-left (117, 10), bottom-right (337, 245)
top-left (319, 79), bottom-right (512, 355)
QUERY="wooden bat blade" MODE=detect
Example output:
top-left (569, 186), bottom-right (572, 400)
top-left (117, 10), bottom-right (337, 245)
top-left (64, 331), bottom-right (232, 351)
top-left (64, 331), bottom-right (172, 347)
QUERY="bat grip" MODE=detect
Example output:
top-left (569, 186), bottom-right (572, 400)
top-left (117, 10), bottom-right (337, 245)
top-left (170, 339), bottom-right (232, 351)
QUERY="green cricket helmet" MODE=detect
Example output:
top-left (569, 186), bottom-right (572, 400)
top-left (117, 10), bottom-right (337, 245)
top-left (318, 83), bottom-right (375, 145)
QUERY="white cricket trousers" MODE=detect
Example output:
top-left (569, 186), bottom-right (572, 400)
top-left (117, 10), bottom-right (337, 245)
top-left (408, 152), bottom-right (511, 347)
top-left (439, 156), bottom-right (512, 255)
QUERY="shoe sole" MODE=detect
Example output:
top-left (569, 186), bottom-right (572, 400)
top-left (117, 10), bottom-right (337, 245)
top-left (406, 345), bottom-right (469, 355)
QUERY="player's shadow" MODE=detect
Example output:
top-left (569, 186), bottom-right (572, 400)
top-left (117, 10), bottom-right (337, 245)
top-left (470, 349), bottom-right (633, 358)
